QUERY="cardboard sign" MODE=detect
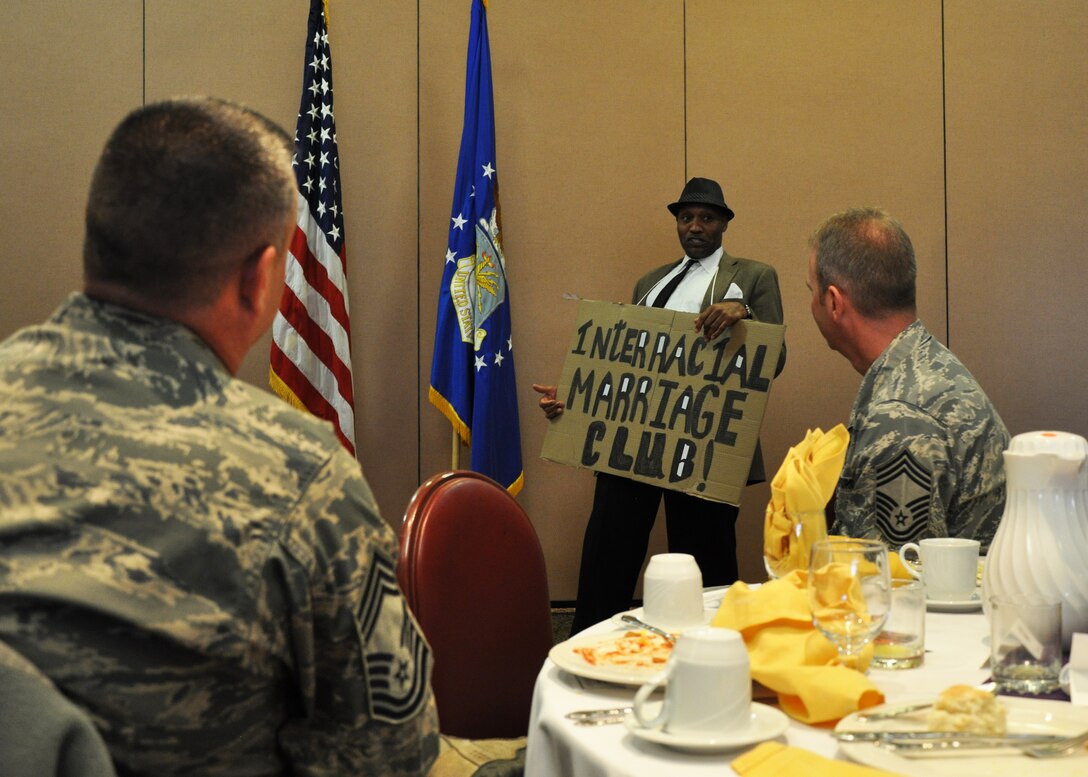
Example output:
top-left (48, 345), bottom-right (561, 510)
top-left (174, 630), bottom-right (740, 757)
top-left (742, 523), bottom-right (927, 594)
top-left (540, 299), bottom-right (785, 505)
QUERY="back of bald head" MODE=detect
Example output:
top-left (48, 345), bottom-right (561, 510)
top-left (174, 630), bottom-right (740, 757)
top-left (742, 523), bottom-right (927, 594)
top-left (810, 207), bottom-right (917, 319)
top-left (83, 97), bottom-right (296, 311)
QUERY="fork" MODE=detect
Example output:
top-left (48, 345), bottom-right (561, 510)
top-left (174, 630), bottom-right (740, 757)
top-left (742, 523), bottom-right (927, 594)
top-left (619, 614), bottom-right (676, 643)
top-left (877, 728), bottom-right (1088, 759)
top-left (1022, 728), bottom-right (1088, 759)
top-left (565, 706), bottom-right (633, 726)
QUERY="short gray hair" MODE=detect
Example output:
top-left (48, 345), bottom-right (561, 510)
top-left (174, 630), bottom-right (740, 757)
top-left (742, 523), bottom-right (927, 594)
top-left (83, 97), bottom-right (296, 308)
top-left (809, 207), bottom-right (916, 318)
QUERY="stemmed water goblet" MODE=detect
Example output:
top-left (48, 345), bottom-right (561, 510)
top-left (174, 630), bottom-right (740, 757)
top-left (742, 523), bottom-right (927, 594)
top-left (763, 509), bottom-right (828, 579)
top-left (808, 538), bottom-right (891, 672)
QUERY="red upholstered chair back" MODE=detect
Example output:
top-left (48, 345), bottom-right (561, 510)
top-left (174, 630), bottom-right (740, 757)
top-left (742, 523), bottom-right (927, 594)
top-left (398, 471), bottom-right (553, 739)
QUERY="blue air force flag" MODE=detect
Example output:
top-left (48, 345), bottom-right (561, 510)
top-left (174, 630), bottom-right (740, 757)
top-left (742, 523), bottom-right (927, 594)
top-left (429, 0), bottom-right (523, 495)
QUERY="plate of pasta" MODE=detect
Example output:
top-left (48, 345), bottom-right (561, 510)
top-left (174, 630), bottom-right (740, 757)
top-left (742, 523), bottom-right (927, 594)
top-left (548, 629), bottom-right (674, 685)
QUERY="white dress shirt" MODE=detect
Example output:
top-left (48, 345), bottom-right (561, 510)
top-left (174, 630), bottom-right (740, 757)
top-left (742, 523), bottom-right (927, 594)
top-left (645, 247), bottom-right (723, 313)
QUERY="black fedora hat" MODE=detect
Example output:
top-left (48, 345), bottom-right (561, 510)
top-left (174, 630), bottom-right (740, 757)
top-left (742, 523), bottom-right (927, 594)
top-left (667, 177), bottom-right (735, 221)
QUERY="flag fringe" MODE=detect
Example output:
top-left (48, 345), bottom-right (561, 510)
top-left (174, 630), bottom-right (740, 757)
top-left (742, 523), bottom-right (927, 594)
top-left (428, 386), bottom-right (471, 446)
top-left (269, 368), bottom-right (308, 413)
top-left (428, 387), bottom-right (524, 497)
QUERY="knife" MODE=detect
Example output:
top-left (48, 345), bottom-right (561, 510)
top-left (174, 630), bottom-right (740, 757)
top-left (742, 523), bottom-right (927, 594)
top-left (853, 683), bottom-right (997, 722)
top-left (834, 730), bottom-right (1065, 744)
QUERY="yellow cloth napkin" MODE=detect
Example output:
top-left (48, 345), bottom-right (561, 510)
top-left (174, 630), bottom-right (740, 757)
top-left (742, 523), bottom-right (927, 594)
top-left (711, 571), bottom-right (884, 724)
top-left (824, 534), bottom-right (911, 580)
top-left (763, 425), bottom-right (849, 577)
top-left (888, 549), bottom-right (911, 580)
top-left (732, 742), bottom-right (901, 777)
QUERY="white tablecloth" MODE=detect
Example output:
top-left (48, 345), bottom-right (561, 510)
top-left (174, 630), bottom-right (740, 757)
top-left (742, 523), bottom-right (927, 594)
top-left (525, 591), bottom-right (991, 777)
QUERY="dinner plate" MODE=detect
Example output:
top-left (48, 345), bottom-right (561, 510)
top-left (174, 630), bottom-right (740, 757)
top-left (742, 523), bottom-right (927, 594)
top-left (623, 702), bottom-right (789, 753)
top-left (927, 590), bottom-right (982, 612)
top-left (549, 629), bottom-right (671, 686)
top-left (836, 696), bottom-right (1088, 776)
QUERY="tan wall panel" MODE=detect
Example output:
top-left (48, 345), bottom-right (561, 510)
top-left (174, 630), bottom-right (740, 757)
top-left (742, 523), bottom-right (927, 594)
top-left (419, 1), bottom-right (686, 599)
top-left (687, 0), bottom-right (946, 582)
top-left (145, 0), bottom-right (299, 123)
top-left (418, 0), bottom-right (470, 495)
top-left (945, 0), bottom-right (1088, 438)
top-left (326, 2), bottom-right (420, 524)
top-left (0, 0), bottom-right (143, 338)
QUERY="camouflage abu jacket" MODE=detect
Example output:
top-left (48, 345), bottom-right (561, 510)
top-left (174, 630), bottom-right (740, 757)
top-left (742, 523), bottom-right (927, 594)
top-left (831, 320), bottom-right (1010, 551)
top-left (0, 294), bottom-right (438, 776)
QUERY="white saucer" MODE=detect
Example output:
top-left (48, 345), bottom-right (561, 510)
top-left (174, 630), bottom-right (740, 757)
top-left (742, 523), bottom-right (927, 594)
top-left (623, 702), bottom-right (789, 753)
top-left (926, 590), bottom-right (982, 612)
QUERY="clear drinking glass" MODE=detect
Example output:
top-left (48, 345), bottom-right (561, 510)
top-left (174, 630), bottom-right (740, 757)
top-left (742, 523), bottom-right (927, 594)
top-left (872, 578), bottom-right (926, 669)
top-left (764, 509), bottom-right (828, 579)
top-left (808, 538), bottom-right (892, 672)
top-left (989, 596), bottom-right (1062, 694)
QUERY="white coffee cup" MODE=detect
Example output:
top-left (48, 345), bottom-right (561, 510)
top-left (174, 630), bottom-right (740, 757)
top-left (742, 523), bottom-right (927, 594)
top-left (632, 626), bottom-right (751, 736)
top-left (900, 537), bottom-right (980, 601)
top-left (642, 553), bottom-right (704, 630)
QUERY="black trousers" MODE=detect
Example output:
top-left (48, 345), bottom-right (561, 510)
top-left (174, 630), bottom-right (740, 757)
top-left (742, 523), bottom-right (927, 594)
top-left (569, 472), bottom-right (739, 636)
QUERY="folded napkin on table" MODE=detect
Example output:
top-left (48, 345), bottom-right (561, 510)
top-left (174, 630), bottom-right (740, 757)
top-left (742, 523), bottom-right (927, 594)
top-left (763, 426), bottom-right (848, 577)
top-left (732, 742), bottom-right (900, 777)
top-left (711, 570), bottom-right (885, 725)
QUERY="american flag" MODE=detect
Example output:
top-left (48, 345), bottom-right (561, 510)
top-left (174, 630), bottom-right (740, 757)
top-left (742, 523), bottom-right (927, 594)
top-left (270, 0), bottom-right (356, 455)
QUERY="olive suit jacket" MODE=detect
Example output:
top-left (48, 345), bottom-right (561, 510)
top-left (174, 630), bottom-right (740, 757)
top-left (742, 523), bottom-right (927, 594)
top-left (632, 250), bottom-right (786, 484)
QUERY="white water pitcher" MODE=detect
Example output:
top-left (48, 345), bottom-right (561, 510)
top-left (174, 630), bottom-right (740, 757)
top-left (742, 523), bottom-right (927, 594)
top-left (982, 431), bottom-right (1088, 649)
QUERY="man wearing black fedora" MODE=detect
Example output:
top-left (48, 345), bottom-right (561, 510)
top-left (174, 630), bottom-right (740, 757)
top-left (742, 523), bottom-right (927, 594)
top-left (534, 177), bottom-right (786, 635)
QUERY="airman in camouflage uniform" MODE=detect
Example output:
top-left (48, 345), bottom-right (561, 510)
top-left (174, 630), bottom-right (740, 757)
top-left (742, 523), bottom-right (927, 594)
top-left (0, 98), bottom-right (438, 776)
top-left (807, 208), bottom-right (1009, 551)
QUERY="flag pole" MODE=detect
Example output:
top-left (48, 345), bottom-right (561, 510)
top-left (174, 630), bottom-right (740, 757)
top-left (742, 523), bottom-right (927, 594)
top-left (451, 430), bottom-right (460, 469)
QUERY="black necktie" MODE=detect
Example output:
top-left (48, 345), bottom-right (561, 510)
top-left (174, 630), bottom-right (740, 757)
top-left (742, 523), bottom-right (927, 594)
top-left (650, 259), bottom-right (695, 308)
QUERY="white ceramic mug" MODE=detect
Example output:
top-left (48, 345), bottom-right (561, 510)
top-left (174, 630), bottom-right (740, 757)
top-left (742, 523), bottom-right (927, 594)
top-left (632, 626), bottom-right (751, 736)
top-left (899, 537), bottom-right (980, 602)
top-left (642, 553), bottom-right (704, 630)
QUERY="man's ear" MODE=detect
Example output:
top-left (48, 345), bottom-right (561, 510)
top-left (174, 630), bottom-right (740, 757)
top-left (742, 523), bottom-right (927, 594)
top-left (825, 284), bottom-right (847, 319)
top-left (238, 244), bottom-right (280, 316)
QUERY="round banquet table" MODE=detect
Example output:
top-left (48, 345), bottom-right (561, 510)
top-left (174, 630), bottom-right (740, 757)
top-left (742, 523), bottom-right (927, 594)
top-left (524, 588), bottom-right (997, 777)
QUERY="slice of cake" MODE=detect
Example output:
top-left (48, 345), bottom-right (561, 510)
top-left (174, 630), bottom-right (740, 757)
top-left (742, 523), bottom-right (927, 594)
top-left (926, 684), bottom-right (1007, 735)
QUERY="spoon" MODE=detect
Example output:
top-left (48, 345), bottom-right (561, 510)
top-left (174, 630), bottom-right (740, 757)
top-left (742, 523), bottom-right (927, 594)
top-left (620, 613), bottom-right (676, 643)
